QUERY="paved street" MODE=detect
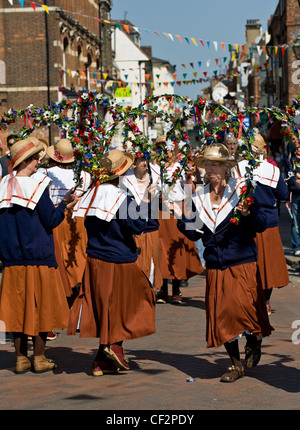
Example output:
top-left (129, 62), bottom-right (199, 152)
top-left (0, 206), bottom-right (299, 411)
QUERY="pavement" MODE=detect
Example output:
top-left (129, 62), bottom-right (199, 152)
top-left (0, 203), bottom-right (300, 413)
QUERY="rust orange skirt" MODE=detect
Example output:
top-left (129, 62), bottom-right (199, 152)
top-left (67, 256), bottom-right (156, 345)
top-left (135, 230), bottom-right (163, 290)
top-left (53, 209), bottom-right (87, 297)
top-left (158, 212), bottom-right (204, 280)
top-left (205, 262), bottom-right (274, 348)
top-left (255, 226), bottom-right (289, 290)
top-left (0, 265), bottom-right (70, 336)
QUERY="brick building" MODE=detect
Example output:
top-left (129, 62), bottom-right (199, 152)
top-left (0, 0), bottom-right (113, 145)
top-left (268, 0), bottom-right (300, 106)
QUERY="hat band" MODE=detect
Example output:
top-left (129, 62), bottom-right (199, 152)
top-left (54, 149), bottom-right (74, 162)
top-left (110, 159), bottom-right (128, 175)
top-left (11, 141), bottom-right (36, 165)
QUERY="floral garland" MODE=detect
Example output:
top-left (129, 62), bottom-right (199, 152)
top-left (1, 92), bottom-right (300, 202)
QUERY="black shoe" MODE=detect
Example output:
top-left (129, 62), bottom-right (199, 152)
top-left (244, 339), bottom-right (262, 368)
top-left (156, 289), bottom-right (168, 304)
top-left (179, 280), bottom-right (188, 288)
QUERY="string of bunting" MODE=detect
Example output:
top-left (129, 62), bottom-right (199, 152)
top-left (7, 0), bottom-right (292, 56)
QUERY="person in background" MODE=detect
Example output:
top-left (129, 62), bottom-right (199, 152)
top-left (286, 166), bottom-right (300, 257)
top-left (176, 144), bottom-right (273, 383)
top-left (0, 134), bottom-right (18, 180)
top-left (0, 137), bottom-right (76, 374)
top-left (154, 135), bottom-right (204, 305)
top-left (237, 134), bottom-right (289, 316)
top-left (223, 133), bottom-right (240, 161)
top-left (67, 149), bottom-right (156, 377)
top-left (38, 139), bottom-right (91, 309)
top-left (121, 154), bottom-right (162, 290)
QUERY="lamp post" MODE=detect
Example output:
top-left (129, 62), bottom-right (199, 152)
top-left (66, 84), bottom-right (78, 102)
top-left (84, 62), bottom-right (89, 91)
top-left (293, 34), bottom-right (300, 60)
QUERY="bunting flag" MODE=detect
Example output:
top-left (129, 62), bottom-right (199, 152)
top-left (41, 4), bottom-right (49, 13)
top-left (7, 2), bottom-right (294, 55)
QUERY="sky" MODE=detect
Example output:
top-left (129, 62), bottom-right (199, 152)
top-left (111, 0), bottom-right (279, 101)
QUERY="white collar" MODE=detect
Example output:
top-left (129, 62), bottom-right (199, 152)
top-left (236, 159), bottom-right (279, 188)
top-left (73, 182), bottom-right (128, 222)
top-left (192, 177), bottom-right (246, 233)
top-left (0, 172), bottom-right (51, 210)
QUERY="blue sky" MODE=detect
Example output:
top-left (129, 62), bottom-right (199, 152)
top-left (111, 0), bottom-right (279, 100)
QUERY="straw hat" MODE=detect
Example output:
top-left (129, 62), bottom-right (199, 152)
top-left (100, 149), bottom-right (135, 180)
top-left (194, 143), bottom-right (237, 168)
top-left (38, 138), bottom-right (48, 160)
top-left (47, 139), bottom-right (75, 163)
top-left (252, 133), bottom-right (266, 151)
top-left (155, 135), bottom-right (166, 146)
top-left (10, 137), bottom-right (44, 169)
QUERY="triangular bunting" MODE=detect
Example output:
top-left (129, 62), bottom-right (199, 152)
top-left (41, 4), bottom-right (49, 13)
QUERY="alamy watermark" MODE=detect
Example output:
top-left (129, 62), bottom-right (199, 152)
top-left (291, 320), bottom-right (300, 345)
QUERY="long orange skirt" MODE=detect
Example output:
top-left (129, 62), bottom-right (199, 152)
top-left (53, 209), bottom-right (87, 297)
top-left (158, 213), bottom-right (204, 279)
top-left (205, 262), bottom-right (274, 348)
top-left (0, 265), bottom-right (70, 336)
top-left (255, 226), bottom-right (289, 290)
top-left (67, 256), bottom-right (156, 345)
top-left (135, 230), bottom-right (163, 290)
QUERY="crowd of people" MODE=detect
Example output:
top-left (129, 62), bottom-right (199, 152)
top-left (0, 128), bottom-right (295, 382)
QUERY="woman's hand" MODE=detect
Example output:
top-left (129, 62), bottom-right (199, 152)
top-left (236, 200), bottom-right (250, 217)
top-left (142, 183), bottom-right (158, 203)
top-left (62, 188), bottom-right (79, 209)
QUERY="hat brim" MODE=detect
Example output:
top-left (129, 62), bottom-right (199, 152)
top-left (193, 155), bottom-right (237, 168)
top-left (13, 144), bottom-right (44, 169)
top-left (47, 145), bottom-right (75, 163)
top-left (106, 152), bottom-right (135, 180)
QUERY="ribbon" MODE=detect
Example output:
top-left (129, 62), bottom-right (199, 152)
top-left (6, 161), bottom-right (24, 202)
top-left (237, 113), bottom-right (245, 139)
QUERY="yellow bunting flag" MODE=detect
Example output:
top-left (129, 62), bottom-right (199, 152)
top-left (41, 4), bottom-right (49, 13)
top-left (191, 38), bottom-right (197, 46)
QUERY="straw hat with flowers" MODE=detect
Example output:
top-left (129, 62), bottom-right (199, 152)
top-left (47, 139), bottom-right (75, 164)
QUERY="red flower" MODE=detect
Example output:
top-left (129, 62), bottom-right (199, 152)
top-left (220, 113), bottom-right (227, 120)
top-left (241, 185), bottom-right (247, 193)
top-left (246, 196), bottom-right (254, 205)
top-left (230, 218), bottom-right (239, 225)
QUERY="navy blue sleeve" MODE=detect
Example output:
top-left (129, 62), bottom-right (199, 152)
top-left (177, 201), bottom-right (203, 241)
top-left (36, 189), bottom-right (65, 230)
top-left (247, 201), bottom-right (268, 233)
top-left (273, 175), bottom-right (289, 201)
top-left (116, 195), bottom-right (148, 235)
